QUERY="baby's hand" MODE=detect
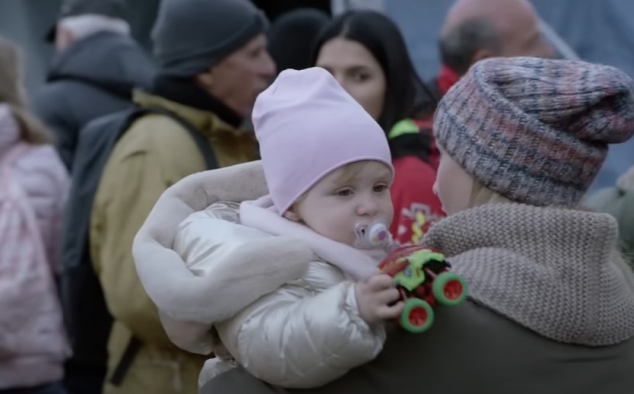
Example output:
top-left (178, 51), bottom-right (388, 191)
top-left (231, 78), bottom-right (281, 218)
top-left (355, 274), bottom-right (403, 325)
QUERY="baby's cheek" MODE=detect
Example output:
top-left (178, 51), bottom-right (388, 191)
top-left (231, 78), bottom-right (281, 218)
top-left (381, 199), bottom-right (395, 224)
top-left (330, 217), bottom-right (357, 246)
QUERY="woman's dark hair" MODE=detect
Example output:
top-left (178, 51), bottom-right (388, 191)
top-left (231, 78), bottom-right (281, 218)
top-left (310, 11), bottom-right (438, 162)
top-left (268, 8), bottom-right (331, 73)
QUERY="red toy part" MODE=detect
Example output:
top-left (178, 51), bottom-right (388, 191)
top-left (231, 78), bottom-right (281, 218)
top-left (400, 298), bottom-right (434, 333)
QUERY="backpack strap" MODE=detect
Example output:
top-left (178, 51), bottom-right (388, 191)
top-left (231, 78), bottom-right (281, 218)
top-left (144, 106), bottom-right (218, 170)
top-left (109, 336), bottom-right (142, 386)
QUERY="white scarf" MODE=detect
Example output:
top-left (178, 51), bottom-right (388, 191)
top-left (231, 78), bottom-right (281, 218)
top-left (239, 195), bottom-right (389, 281)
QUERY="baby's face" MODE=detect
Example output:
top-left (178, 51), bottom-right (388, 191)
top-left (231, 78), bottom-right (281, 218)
top-left (292, 161), bottom-right (393, 247)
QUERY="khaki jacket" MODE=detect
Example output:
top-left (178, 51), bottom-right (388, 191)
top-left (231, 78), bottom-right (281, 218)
top-left (90, 91), bottom-right (256, 394)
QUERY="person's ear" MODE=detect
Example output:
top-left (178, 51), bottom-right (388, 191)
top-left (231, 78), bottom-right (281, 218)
top-left (283, 207), bottom-right (301, 222)
top-left (55, 26), bottom-right (74, 52)
top-left (195, 68), bottom-right (215, 91)
top-left (470, 48), bottom-right (496, 69)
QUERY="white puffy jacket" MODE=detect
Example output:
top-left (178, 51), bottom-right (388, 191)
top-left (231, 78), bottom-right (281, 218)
top-left (170, 201), bottom-right (385, 388)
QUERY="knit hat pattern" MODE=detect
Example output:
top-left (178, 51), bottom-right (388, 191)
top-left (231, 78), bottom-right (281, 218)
top-left (434, 57), bottom-right (634, 207)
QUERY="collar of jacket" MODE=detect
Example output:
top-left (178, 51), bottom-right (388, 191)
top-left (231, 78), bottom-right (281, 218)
top-left (132, 89), bottom-right (242, 139)
top-left (139, 74), bottom-right (243, 129)
top-left (132, 92), bottom-right (245, 141)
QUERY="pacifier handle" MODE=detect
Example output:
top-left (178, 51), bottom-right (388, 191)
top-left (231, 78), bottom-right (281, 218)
top-left (367, 223), bottom-right (388, 246)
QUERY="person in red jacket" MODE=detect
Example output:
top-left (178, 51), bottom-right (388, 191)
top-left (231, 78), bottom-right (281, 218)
top-left (312, 10), bottom-right (444, 244)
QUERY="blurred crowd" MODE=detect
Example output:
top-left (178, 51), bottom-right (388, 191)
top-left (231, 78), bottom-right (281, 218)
top-left (0, 0), bottom-right (633, 394)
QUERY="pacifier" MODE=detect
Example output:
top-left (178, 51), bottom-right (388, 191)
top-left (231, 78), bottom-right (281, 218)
top-left (355, 222), bottom-right (390, 249)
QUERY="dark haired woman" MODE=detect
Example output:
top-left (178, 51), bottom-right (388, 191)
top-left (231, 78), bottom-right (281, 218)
top-left (312, 10), bottom-right (444, 243)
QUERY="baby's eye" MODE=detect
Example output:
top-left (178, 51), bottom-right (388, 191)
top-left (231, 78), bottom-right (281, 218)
top-left (336, 189), bottom-right (353, 197)
top-left (373, 184), bottom-right (388, 193)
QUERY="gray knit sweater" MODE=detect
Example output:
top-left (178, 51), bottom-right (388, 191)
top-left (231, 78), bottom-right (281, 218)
top-left (423, 203), bottom-right (634, 346)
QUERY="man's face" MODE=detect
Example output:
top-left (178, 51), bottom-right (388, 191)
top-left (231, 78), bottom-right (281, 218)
top-left (204, 34), bottom-right (276, 117)
top-left (443, 0), bottom-right (557, 72)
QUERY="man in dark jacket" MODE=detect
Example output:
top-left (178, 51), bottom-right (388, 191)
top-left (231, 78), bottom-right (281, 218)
top-left (33, 0), bottom-right (156, 171)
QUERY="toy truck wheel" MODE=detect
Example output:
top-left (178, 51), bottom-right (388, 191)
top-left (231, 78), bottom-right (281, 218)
top-left (400, 299), bottom-right (434, 333)
top-left (432, 272), bottom-right (467, 306)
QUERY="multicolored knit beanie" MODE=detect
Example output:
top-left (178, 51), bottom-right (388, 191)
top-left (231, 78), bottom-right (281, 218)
top-left (433, 57), bottom-right (634, 207)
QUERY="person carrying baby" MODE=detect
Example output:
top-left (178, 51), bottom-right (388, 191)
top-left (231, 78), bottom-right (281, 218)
top-left (166, 67), bottom-right (406, 388)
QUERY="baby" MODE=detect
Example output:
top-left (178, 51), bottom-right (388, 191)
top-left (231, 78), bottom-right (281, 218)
top-left (171, 67), bottom-right (403, 388)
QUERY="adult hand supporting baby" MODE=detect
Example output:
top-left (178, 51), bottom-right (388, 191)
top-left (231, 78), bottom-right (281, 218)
top-left (355, 274), bottom-right (403, 324)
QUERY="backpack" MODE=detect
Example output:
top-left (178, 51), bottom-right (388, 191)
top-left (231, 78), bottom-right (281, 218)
top-left (58, 106), bottom-right (218, 389)
top-left (0, 143), bottom-right (69, 362)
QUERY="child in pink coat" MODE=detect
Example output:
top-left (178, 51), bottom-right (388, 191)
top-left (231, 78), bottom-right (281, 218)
top-left (0, 35), bottom-right (70, 394)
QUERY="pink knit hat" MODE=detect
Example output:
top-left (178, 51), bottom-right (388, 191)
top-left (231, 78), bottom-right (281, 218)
top-left (252, 67), bottom-right (393, 214)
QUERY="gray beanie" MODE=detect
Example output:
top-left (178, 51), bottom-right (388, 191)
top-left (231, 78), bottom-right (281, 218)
top-left (151, 0), bottom-right (268, 77)
top-left (434, 57), bottom-right (634, 208)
